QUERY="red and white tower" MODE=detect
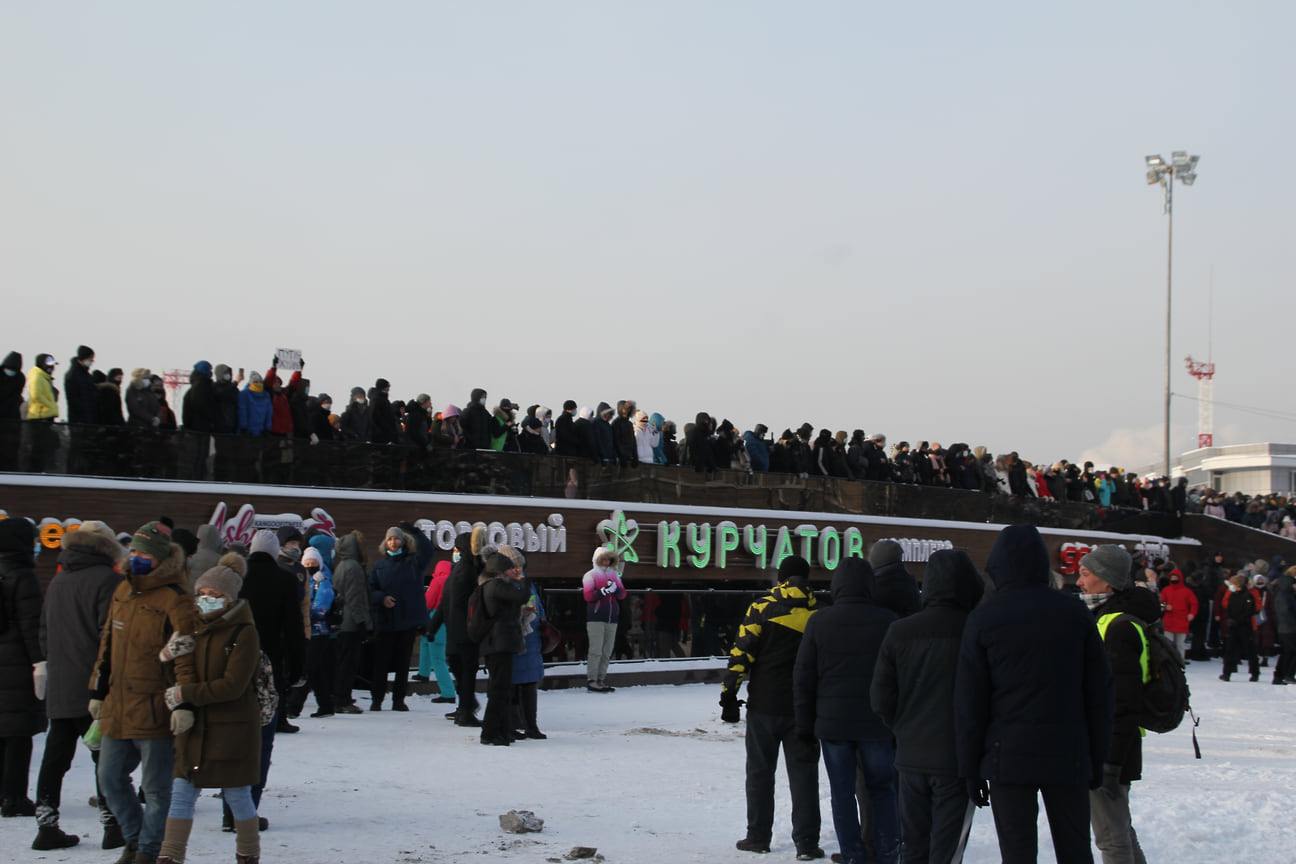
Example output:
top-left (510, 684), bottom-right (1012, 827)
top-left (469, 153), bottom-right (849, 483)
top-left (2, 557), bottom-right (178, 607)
top-left (1184, 355), bottom-right (1215, 448)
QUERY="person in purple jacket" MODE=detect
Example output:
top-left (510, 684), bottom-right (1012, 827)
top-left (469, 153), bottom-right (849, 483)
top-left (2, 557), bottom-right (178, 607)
top-left (581, 547), bottom-right (625, 692)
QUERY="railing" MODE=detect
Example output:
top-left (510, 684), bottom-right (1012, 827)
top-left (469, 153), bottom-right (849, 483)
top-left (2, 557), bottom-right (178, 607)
top-left (0, 419), bottom-right (1165, 533)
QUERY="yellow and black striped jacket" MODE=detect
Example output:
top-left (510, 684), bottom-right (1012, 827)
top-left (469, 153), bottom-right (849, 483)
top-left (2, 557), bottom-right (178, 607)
top-left (721, 583), bottom-right (817, 716)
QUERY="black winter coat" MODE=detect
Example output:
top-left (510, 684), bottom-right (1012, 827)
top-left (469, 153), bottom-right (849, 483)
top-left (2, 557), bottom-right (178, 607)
top-left (370, 392), bottom-right (400, 444)
top-left (611, 414), bottom-right (637, 466)
top-left (592, 414), bottom-right (616, 463)
top-left (871, 549), bottom-right (984, 775)
top-left (1273, 571), bottom-right (1296, 635)
top-left (238, 552), bottom-right (305, 690)
top-left (182, 374), bottom-right (216, 433)
top-left (42, 529), bottom-right (122, 719)
top-left (0, 353), bottom-right (24, 420)
top-left (955, 525), bottom-right (1113, 787)
top-left (478, 576), bottom-right (528, 655)
top-left (461, 402), bottom-right (492, 450)
top-left (65, 361), bottom-right (98, 425)
top-left (1092, 587), bottom-right (1163, 784)
top-left (553, 412), bottom-right (587, 459)
top-left (793, 559), bottom-right (896, 741)
top-left (212, 380), bottom-right (239, 434)
top-left (0, 540), bottom-right (44, 737)
top-left (432, 533), bottom-right (480, 647)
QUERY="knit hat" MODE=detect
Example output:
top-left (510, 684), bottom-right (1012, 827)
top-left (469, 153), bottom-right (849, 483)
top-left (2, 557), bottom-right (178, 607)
top-left (193, 360), bottom-right (212, 377)
top-left (499, 544), bottom-right (526, 569)
top-left (442, 404), bottom-right (460, 418)
top-left (276, 525), bottom-right (303, 547)
top-left (248, 370), bottom-right (264, 386)
top-left (194, 552), bottom-right (248, 600)
top-left (1079, 545), bottom-right (1132, 591)
top-left (868, 539), bottom-right (904, 569)
top-left (317, 392), bottom-right (332, 406)
top-left (129, 521), bottom-right (173, 561)
top-left (76, 345), bottom-right (95, 361)
top-left (350, 386), bottom-right (365, 400)
top-left (777, 555), bottom-right (810, 584)
top-left (485, 552), bottom-right (514, 575)
top-left (384, 527), bottom-right (404, 548)
top-left (1254, 574), bottom-right (1268, 588)
top-left (248, 529), bottom-right (280, 558)
top-left (302, 547), bottom-right (323, 568)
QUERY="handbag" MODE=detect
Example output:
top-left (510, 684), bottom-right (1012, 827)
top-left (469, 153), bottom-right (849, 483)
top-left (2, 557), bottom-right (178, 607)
top-left (539, 620), bottom-right (563, 655)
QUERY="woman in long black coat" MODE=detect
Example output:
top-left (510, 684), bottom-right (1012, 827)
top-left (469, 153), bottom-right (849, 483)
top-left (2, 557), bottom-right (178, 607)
top-left (0, 517), bottom-right (44, 816)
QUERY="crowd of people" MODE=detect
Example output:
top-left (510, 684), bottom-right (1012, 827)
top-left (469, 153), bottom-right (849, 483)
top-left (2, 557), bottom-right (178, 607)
top-left (718, 530), bottom-right (1296, 864)
top-left (0, 344), bottom-right (1241, 516)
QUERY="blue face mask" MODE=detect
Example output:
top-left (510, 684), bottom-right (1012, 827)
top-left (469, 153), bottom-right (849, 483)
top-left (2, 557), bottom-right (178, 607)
top-left (129, 554), bottom-right (155, 576)
top-left (452, 550), bottom-right (462, 563)
top-left (33, 541), bottom-right (40, 560)
top-left (386, 548), bottom-right (401, 557)
top-left (196, 595), bottom-right (227, 616)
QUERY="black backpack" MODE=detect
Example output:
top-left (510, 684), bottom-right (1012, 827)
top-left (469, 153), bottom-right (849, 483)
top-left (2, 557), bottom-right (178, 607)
top-left (466, 583), bottom-right (493, 643)
top-left (1100, 613), bottom-right (1199, 755)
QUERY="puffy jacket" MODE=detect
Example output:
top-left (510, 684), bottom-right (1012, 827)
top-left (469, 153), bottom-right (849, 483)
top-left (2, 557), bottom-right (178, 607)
top-left (26, 365), bottom-right (58, 419)
top-left (581, 548), bottom-right (625, 623)
top-left (954, 524), bottom-right (1113, 787)
top-left (512, 583), bottom-right (546, 685)
top-left (0, 521), bottom-right (44, 738)
top-left (238, 552), bottom-right (304, 690)
top-left (43, 526), bottom-right (122, 720)
top-left (1160, 581), bottom-right (1199, 634)
top-left (478, 575), bottom-right (529, 655)
top-left (171, 599), bottom-right (261, 788)
top-left (1092, 587), bottom-right (1163, 784)
top-left (237, 384), bottom-right (272, 435)
top-left (367, 530), bottom-right (434, 633)
top-left (65, 360), bottom-right (97, 424)
top-left (793, 558), bottom-right (895, 741)
top-left (331, 533), bottom-right (372, 633)
top-left (871, 549), bottom-right (983, 775)
top-left (432, 533), bottom-right (480, 646)
top-left (722, 579), bottom-right (818, 717)
top-left (89, 543), bottom-right (200, 740)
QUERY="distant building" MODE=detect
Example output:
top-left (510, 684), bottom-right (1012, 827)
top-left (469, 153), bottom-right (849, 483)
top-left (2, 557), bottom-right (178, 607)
top-left (1170, 443), bottom-right (1296, 496)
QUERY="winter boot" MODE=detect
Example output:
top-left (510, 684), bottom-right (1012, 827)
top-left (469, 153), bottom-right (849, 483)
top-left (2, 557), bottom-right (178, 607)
top-left (103, 821), bottom-right (126, 849)
top-left (1, 797), bottom-right (36, 817)
top-left (736, 837), bottom-right (771, 853)
top-left (234, 817), bottom-right (260, 864)
top-left (32, 824), bottom-right (81, 850)
top-left (113, 844), bottom-right (138, 864)
top-left (134, 852), bottom-right (157, 864)
top-left (520, 684), bottom-right (546, 739)
top-left (157, 816), bottom-right (193, 863)
top-left (796, 845), bottom-right (826, 860)
top-left (236, 855), bottom-right (260, 864)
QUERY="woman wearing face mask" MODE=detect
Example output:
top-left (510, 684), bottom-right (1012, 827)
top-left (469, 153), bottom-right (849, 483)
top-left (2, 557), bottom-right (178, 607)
top-left (156, 553), bottom-right (263, 864)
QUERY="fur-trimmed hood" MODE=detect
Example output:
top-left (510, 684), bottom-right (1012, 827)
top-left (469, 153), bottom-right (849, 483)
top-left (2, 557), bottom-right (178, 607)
top-left (129, 368), bottom-right (152, 390)
top-left (58, 521), bottom-right (124, 564)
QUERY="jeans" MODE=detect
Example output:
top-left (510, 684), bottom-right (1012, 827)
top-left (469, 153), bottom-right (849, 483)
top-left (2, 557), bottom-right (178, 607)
top-left (897, 771), bottom-right (968, 864)
top-left (586, 621), bottom-right (616, 683)
top-left (170, 777), bottom-right (255, 822)
top-left (821, 739), bottom-right (899, 864)
top-left (1089, 785), bottom-right (1147, 864)
top-left (98, 735), bottom-right (175, 856)
top-left (743, 710), bottom-right (820, 848)
top-left (989, 782), bottom-right (1092, 864)
top-left (36, 715), bottom-right (114, 828)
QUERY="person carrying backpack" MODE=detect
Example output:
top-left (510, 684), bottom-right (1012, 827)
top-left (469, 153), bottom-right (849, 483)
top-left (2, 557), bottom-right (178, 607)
top-left (1076, 544), bottom-right (1159, 864)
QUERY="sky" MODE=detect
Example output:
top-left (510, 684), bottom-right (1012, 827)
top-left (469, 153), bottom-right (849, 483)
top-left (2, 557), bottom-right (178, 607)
top-left (3, 2), bottom-right (1293, 471)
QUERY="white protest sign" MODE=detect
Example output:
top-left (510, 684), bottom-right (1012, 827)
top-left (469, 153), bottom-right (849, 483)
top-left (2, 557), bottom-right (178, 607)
top-left (275, 348), bottom-right (302, 372)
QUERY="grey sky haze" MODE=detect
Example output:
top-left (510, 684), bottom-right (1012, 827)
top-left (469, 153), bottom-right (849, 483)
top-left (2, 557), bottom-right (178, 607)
top-left (3, 2), bottom-right (1292, 471)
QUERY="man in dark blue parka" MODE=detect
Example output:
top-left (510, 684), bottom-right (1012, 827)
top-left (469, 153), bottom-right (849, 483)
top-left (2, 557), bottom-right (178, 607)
top-left (954, 524), bottom-right (1113, 864)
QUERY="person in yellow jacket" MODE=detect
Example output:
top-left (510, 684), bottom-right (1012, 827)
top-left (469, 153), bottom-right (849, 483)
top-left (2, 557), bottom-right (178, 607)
top-left (25, 354), bottom-right (58, 420)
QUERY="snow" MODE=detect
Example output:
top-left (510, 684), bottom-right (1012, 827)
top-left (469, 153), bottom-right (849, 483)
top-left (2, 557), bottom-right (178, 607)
top-left (9, 660), bottom-right (1296, 863)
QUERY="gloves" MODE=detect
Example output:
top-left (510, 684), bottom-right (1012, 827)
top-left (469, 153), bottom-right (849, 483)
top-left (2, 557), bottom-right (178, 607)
top-left (159, 633), bottom-right (196, 663)
top-left (88, 698), bottom-right (103, 721)
top-left (33, 661), bottom-right (47, 700)
top-left (600, 582), bottom-right (618, 596)
top-left (164, 685), bottom-right (184, 711)
top-left (966, 779), bottom-right (990, 808)
top-left (170, 709), bottom-right (194, 736)
top-left (719, 690), bottom-right (743, 724)
top-left (1099, 763), bottom-right (1122, 801)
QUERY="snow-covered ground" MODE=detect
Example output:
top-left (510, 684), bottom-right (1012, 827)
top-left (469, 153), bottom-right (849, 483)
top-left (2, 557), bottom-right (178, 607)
top-left (9, 660), bottom-right (1295, 864)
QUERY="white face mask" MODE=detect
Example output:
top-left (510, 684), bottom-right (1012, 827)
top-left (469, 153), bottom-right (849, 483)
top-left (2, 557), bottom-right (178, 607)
top-left (479, 397), bottom-right (487, 406)
top-left (196, 595), bottom-right (228, 615)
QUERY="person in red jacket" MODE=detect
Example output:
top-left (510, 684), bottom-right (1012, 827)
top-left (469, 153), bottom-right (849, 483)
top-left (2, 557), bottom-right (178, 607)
top-left (1160, 569), bottom-right (1199, 659)
top-left (264, 361), bottom-right (293, 437)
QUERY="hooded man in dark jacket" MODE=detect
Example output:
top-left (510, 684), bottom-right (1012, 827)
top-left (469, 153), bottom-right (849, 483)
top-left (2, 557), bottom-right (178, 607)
top-left (461, 388), bottom-right (492, 450)
top-left (1075, 544), bottom-right (1158, 864)
top-left (611, 399), bottom-right (638, 466)
top-left (429, 530), bottom-right (484, 726)
top-left (0, 351), bottom-right (22, 471)
top-left (369, 379), bottom-right (400, 445)
top-left (871, 549), bottom-right (984, 864)
top-left (795, 558), bottom-right (898, 864)
top-left (869, 540), bottom-right (921, 620)
top-left (954, 524), bottom-right (1113, 864)
top-left (32, 520), bottom-right (124, 850)
top-left (592, 402), bottom-right (617, 463)
top-left (0, 518), bottom-right (43, 820)
top-left (721, 555), bottom-right (821, 857)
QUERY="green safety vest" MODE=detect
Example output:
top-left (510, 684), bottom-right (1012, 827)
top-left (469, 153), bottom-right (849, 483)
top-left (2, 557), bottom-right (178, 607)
top-left (1097, 612), bottom-right (1151, 737)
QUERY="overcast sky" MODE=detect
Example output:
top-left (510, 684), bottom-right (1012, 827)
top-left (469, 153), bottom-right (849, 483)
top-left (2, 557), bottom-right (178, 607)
top-left (3, 2), bottom-right (1292, 471)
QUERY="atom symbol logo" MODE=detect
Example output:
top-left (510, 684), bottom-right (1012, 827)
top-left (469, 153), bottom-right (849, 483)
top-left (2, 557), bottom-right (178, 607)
top-left (597, 510), bottom-right (640, 566)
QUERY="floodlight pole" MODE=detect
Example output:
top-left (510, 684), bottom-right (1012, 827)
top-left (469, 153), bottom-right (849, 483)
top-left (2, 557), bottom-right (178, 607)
top-left (1163, 178), bottom-right (1173, 480)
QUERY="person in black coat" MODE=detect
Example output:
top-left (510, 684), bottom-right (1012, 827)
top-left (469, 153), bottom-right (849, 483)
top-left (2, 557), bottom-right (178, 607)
top-left (871, 550), bottom-right (984, 864)
top-left (954, 524), bottom-right (1113, 864)
top-left (1220, 573), bottom-right (1260, 681)
top-left (794, 558), bottom-right (898, 864)
top-left (366, 525), bottom-right (433, 711)
top-left (404, 396), bottom-right (432, 449)
top-left (868, 540), bottom-right (921, 620)
top-left (0, 518), bottom-right (44, 817)
top-left (687, 412), bottom-right (716, 473)
top-left (232, 530), bottom-right (304, 825)
top-left (64, 346), bottom-right (98, 425)
top-left (552, 401), bottom-right (588, 460)
top-left (1075, 545), bottom-right (1159, 864)
top-left (461, 388), bottom-right (492, 450)
top-left (369, 379), bottom-right (400, 445)
top-left (477, 553), bottom-right (530, 746)
top-left (592, 402), bottom-right (617, 463)
top-left (32, 520), bottom-right (123, 849)
top-left (611, 400), bottom-right (638, 466)
top-left (430, 530), bottom-right (485, 725)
